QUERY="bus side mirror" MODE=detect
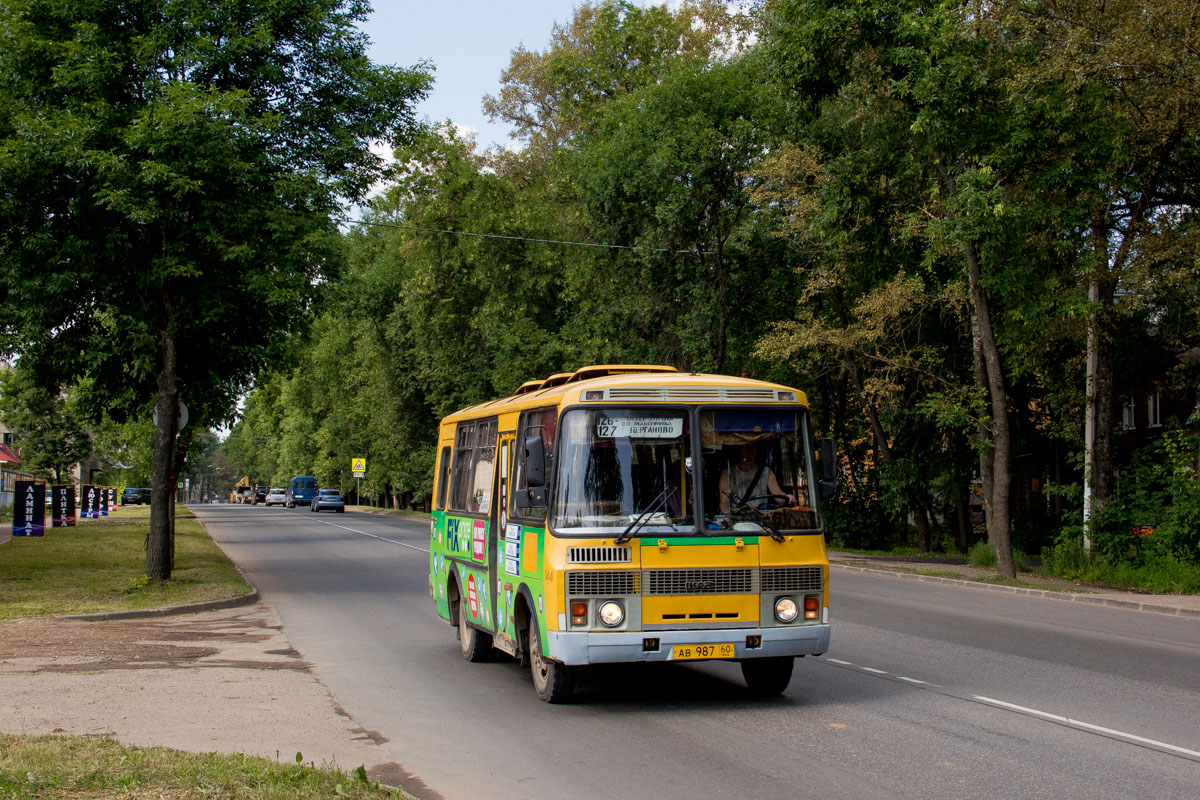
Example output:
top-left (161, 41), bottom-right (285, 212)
top-left (818, 438), bottom-right (838, 501)
top-left (513, 487), bottom-right (547, 510)
top-left (525, 436), bottom-right (546, 488)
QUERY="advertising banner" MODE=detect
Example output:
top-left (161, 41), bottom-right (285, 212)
top-left (99, 486), bottom-right (109, 517)
top-left (81, 484), bottom-right (101, 519)
top-left (12, 480), bottom-right (45, 537)
top-left (107, 487), bottom-right (116, 512)
top-left (52, 485), bottom-right (76, 527)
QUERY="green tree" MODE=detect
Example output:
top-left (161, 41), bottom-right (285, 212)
top-left (0, 365), bottom-right (91, 482)
top-left (0, 0), bottom-right (430, 578)
top-left (758, 0), bottom-right (1063, 575)
top-left (484, 0), bottom-right (750, 155)
top-left (575, 56), bottom-right (795, 374)
top-left (993, 0), bottom-right (1200, 541)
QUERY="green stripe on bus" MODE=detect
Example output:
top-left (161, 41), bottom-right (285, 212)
top-left (640, 536), bottom-right (758, 546)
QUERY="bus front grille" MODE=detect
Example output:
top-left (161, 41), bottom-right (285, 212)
top-left (761, 566), bottom-right (823, 593)
top-left (566, 570), bottom-right (640, 596)
top-left (567, 546), bottom-right (633, 564)
top-left (643, 568), bottom-right (756, 595)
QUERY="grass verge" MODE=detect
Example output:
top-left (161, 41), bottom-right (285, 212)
top-left (0, 505), bottom-right (251, 620)
top-left (343, 505), bottom-right (430, 519)
top-left (0, 733), bottom-right (408, 799)
top-left (834, 561), bottom-right (1091, 593)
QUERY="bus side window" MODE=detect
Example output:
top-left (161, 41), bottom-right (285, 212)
top-left (512, 407), bottom-right (556, 521)
top-left (435, 446), bottom-right (452, 511)
top-left (449, 423), bottom-right (475, 512)
top-left (471, 420), bottom-right (497, 514)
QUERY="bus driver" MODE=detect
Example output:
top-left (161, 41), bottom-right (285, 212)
top-left (718, 441), bottom-right (794, 513)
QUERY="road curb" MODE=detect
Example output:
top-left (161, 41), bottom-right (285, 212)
top-left (59, 589), bottom-right (260, 622)
top-left (60, 520), bottom-right (261, 622)
top-left (831, 564), bottom-right (1200, 620)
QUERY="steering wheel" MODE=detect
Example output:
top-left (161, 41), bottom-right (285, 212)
top-left (738, 493), bottom-right (792, 510)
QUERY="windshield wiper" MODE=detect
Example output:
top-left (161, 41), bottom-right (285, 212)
top-left (615, 485), bottom-right (679, 544)
top-left (726, 492), bottom-right (786, 542)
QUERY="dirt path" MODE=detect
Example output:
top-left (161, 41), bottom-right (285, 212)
top-left (0, 603), bottom-right (421, 790)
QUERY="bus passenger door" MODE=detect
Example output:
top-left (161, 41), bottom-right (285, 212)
top-left (492, 433), bottom-right (516, 649)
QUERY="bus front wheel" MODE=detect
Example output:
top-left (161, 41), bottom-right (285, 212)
top-left (741, 656), bottom-right (794, 697)
top-left (529, 620), bottom-right (574, 703)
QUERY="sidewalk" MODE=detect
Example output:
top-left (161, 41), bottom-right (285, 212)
top-left (829, 550), bottom-right (1200, 618)
top-left (0, 602), bottom-right (419, 791)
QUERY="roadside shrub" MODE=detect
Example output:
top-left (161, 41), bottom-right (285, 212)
top-left (968, 540), bottom-right (1028, 571)
top-left (968, 540), bottom-right (995, 568)
top-left (823, 494), bottom-right (902, 551)
top-left (1090, 428), bottom-right (1200, 566)
top-left (1042, 536), bottom-right (1200, 593)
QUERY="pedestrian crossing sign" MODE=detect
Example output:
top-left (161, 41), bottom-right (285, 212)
top-left (352, 458), bottom-right (366, 474)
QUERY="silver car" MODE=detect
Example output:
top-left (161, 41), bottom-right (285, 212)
top-left (310, 488), bottom-right (345, 513)
top-left (264, 488), bottom-right (287, 507)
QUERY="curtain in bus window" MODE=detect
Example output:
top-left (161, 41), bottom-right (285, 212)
top-left (471, 420), bottom-right (497, 513)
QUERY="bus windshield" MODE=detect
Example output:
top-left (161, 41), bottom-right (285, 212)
top-left (552, 408), bottom-right (694, 534)
top-left (700, 409), bottom-right (818, 533)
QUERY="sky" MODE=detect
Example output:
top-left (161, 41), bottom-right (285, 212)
top-left (356, 2), bottom-right (587, 151)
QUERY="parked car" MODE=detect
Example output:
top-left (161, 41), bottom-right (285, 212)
top-left (264, 488), bottom-right (287, 507)
top-left (287, 476), bottom-right (317, 508)
top-left (310, 488), bottom-right (345, 513)
top-left (120, 487), bottom-right (152, 505)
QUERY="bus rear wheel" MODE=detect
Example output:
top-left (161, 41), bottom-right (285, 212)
top-left (741, 656), bottom-right (794, 697)
top-left (529, 620), bottom-right (574, 703)
top-left (457, 594), bottom-right (492, 662)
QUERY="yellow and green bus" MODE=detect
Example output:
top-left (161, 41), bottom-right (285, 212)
top-left (428, 365), bottom-right (837, 702)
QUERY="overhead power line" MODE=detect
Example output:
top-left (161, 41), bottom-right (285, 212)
top-left (349, 219), bottom-right (693, 254)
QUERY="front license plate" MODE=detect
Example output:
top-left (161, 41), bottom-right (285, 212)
top-left (672, 643), bottom-right (735, 660)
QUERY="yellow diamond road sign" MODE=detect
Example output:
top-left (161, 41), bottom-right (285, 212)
top-left (352, 458), bottom-right (366, 473)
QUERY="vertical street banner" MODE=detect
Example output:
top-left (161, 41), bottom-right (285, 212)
top-left (12, 480), bottom-right (45, 537)
top-left (81, 484), bottom-right (100, 519)
top-left (107, 487), bottom-right (116, 512)
top-left (52, 485), bottom-right (76, 527)
top-left (99, 486), bottom-right (109, 517)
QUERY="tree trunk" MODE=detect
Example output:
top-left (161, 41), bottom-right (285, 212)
top-left (1083, 229), bottom-right (1117, 546)
top-left (965, 245), bottom-right (1016, 578)
top-left (912, 502), bottom-right (932, 554)
top-left (147, 328), bottom-right (180, 581)
top-left (954, 480), bottom-right (970, 554)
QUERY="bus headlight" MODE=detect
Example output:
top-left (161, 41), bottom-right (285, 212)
top-left (774, 596), bottom-right (799, 623)
top-left (598, 600), bottom-right (624, 627)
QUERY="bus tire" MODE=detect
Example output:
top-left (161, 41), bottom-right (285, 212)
top-left (741, 656), bottom-right (794, 697)
top-left (528, 618), bottom-right (574, 703)
top-left (458, 591), bottom-right (493, 662)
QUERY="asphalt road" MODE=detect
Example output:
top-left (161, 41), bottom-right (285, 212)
top-left (194, 504), bottom-right (1200, 800)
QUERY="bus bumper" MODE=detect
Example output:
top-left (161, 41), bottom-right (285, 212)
top-left (545, 623), bottom-right (830, 666)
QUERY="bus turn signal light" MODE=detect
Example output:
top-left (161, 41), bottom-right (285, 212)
top-left (804, 595), bottom-right (820, 619)
top-left (571, 601), bottom-right (588, 626)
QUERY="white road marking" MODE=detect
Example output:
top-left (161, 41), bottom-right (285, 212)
top-left (824, 659), bottom-right (1191, 758)
top-left (307, 514), bottom-right (431, 554)
top-left (973, 696), bottom-right (1200, 759)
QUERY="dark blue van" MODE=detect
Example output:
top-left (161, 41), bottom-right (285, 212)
top-left (287, 476), bottom-right (318, 508)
